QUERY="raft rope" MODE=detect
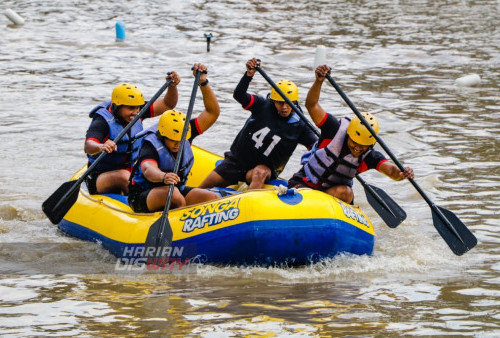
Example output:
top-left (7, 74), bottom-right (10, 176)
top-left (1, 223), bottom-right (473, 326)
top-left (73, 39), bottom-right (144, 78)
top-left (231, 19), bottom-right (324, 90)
top-left (274, 184), bottom-right (296, 196)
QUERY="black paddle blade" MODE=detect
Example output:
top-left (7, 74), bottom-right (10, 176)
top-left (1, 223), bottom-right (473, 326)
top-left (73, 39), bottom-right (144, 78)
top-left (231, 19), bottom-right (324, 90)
top-left (143, 216), bottom-right (174, 259)
top-left (432, 205), bottom-right (477, 256)
top-left (42, 181), bottom-right (81, 225)
top-left (363, 183), bottom-right (407, 228)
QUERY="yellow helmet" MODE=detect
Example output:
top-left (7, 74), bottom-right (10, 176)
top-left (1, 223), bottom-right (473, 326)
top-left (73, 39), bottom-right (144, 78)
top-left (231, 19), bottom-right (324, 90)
top-left (158, 110), bottom-right (191, 141)
top-left (270, 80), bottom-right (299, 102)
top-left (346, 112), bottom-right (379, 145)
top-left (111, 83), bottom-right (145, 106)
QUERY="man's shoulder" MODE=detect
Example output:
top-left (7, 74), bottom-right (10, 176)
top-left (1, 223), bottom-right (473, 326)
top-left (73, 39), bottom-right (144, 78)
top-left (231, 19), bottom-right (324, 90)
top-left (88, 114), bottom-right (109, 130)
top-left (318, 114), bottom-right (342, 135)
top-left (248, 95), bottom-right (270, 111)
top-left (368, 149), bottom-right (386, 159)
top-left (139, 140), bottom-right (158, 157)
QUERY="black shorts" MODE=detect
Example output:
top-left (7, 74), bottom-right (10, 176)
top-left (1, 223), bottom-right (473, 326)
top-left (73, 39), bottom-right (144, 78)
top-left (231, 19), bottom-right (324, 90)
top-left (85, 169), bottom-right (131, 195)
top-left (287, 174), bottom-right (309, 189)
top-left (214, 152), bottom-right (249, 185)
top-left (128, 185), bottom-right (151, 213)
top-left (85, 172), bottom-right (101, 195)
top-left (128, 184), bottom-right (194, 213)
top-left (287, 169), bottom-right (354, 189)
top-left (287, 169), bottom-right (355, 205)
top-left (214, 152), bottom-right (278, 185)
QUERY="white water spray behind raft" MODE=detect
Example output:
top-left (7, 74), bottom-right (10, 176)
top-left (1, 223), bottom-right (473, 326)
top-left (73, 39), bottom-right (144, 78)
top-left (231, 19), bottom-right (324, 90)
top-left (455, 74), bottom-right (481, 87)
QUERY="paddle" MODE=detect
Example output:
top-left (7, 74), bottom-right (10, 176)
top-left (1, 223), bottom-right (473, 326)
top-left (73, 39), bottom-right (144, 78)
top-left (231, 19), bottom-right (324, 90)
top-left (144, 70), bottom-right (202, 258)
top-left (354, 174), bottom-right (406, 228)
top-left (42, 79), bottom-right (173, 225)
top-left (255, 65), bottom-right (407, 228)
top-left (325, 72), bottom-right (477, 255)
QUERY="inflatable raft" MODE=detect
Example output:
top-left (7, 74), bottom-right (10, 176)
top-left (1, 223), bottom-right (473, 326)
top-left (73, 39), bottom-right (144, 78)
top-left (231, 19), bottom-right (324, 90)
top-left (58, 146), bottom-right (375, 266)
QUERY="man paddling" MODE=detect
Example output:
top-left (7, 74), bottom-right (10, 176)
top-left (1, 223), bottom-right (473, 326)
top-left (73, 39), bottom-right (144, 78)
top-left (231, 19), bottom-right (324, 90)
top-left (199, 58), bottom-right (317, 190)
top-left (84, 73), bottom-right (180, 195)
top-left (288, 65), bottom-right (414, 204)
top-left (128, 64), bottom-right (220, 212)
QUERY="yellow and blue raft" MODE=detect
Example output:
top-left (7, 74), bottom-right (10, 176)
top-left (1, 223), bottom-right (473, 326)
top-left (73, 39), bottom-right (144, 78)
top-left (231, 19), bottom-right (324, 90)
top-left (58, 146), bottom-right (375, 265)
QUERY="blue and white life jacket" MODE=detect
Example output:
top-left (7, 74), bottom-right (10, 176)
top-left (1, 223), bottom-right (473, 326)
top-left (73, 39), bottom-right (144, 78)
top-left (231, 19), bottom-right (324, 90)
top-left (87, 101), bottom-right (143, 171)
top-left (303, 118), bottom-right (371, 188)
top-left (130, 124), bottom-right (194, 191)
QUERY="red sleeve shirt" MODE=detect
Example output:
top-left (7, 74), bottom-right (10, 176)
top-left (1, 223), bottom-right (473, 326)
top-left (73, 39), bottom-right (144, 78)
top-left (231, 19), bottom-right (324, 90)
top-left (317, 113), bottom-right (387, 172)
top-left (85, 115), bottom-right (109, 143)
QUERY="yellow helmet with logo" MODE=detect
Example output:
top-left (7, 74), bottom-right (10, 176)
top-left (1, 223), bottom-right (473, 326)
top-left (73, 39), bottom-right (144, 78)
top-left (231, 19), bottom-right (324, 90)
top-left (158, 110), bottom-right (191, 141)
top-left (270, 80), bottom-right (299, 102)
top-left (111, 83), bottom-right (145, 106)
top-left (346, 112), bottom-right (379, 145)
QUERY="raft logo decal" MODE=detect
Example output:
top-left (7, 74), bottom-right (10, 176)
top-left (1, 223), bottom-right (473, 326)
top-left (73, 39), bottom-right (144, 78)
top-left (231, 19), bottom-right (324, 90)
top-left (181, 198), bottom-right (241, 233)
top-left (338, 202), bottom-right (369, 228)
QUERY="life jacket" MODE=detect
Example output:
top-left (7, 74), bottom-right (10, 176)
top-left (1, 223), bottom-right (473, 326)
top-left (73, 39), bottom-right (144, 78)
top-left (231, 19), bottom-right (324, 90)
top-left (303, 118), bottom-right (371, 188)
top-left (130, 124), bottom-right (194, 191)
top-left (87, 101), bottom-right (143, 172)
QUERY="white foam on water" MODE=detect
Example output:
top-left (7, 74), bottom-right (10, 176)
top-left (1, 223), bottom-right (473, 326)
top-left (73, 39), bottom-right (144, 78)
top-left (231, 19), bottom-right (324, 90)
top-left (455, 74), bottom-right (481, 87)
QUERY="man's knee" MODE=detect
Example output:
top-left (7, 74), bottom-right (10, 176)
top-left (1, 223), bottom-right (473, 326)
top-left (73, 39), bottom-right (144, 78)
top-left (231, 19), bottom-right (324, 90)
top-left (327, 185), bottom-right (354, 204)
top-left (119, 170), bottom-right (131, 189)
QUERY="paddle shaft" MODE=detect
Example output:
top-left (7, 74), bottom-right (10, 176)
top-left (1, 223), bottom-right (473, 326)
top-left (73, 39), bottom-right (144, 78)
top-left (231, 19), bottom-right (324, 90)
top-left (325, 73), bottom-right (464, 241)
top-left (52, 79), bottom-right (173, 212)
top-left (155, 71), bottom-right (202, 246)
